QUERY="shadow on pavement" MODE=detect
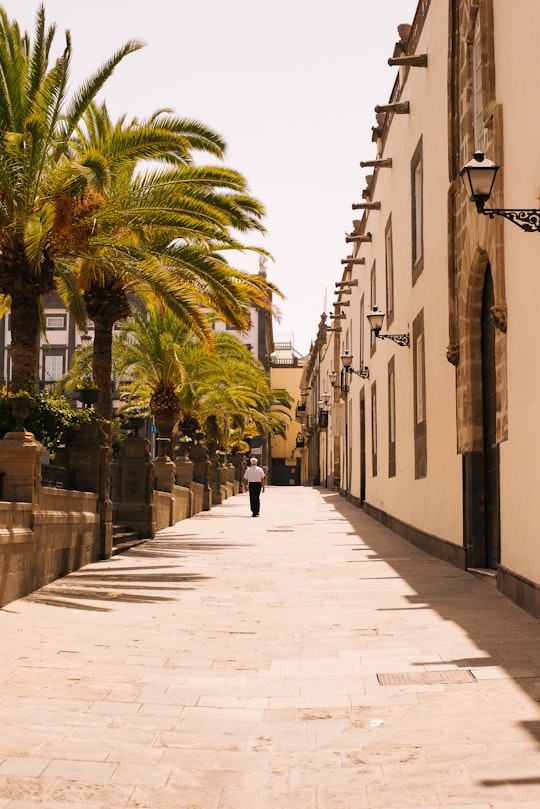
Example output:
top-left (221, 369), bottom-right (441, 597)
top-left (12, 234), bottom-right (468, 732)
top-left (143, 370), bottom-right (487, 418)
top-left (318, 488), bottom-right (540, 754)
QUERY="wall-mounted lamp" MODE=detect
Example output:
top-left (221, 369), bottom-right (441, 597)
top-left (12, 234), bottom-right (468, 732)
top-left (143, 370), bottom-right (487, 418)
top-left (318, 394), bottom-right (330, 428)
top-left (328, 370), bottom-right (338, 387)
top-left (341, 350), bottom-right (369, 379)
top-left (460, 152), bottom-right (540, 232)
top-left (367, 306), bottom-right (410, 347)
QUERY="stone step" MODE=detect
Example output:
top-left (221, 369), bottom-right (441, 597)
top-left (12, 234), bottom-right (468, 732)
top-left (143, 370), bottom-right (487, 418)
top-left (468, 567), bottom-right (498, 587)
top-left (112, 525), bottom-right (146, 555)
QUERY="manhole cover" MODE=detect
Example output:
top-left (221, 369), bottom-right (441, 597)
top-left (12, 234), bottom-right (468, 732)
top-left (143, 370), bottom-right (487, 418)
top-left (377, 670), bottom-right (476, 686)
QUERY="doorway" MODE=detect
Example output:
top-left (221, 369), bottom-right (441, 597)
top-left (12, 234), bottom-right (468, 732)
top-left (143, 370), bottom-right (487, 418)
top-left (464, 264), bottom-right (501, 570)
top-left (359, 390), bottom-right (366, 503)
top-left (481, 266), bottom-right (500, 568)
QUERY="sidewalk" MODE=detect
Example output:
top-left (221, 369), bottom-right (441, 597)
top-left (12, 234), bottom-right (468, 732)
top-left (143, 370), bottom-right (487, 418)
top-left (1, 486), bottom-right (540, 808)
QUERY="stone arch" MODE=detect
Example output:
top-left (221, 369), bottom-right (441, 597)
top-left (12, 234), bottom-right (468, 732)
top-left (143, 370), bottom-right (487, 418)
top-left (456, 237), bottom-right (508, 454)
top-left (457, 247), bottom-right (489, 453)
top-left (451, 0), bottom-right (508, 455)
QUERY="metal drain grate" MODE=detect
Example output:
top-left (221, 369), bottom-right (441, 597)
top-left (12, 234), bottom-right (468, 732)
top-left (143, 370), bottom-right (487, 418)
top-left (377, 670), bottom-right (477, 686)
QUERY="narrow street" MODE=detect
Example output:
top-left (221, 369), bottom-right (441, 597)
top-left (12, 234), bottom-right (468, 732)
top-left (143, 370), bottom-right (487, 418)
top-left (1, 486), bottom-right (540, 808)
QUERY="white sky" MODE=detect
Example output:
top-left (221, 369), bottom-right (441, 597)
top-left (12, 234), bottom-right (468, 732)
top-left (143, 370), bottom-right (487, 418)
top-left (7, 0), bottom-right (419, 356)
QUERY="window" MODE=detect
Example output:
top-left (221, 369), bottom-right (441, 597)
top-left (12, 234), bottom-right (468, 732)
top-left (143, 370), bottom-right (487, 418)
top-left (388, 357), bottom-right (396, 478)
top-left (370, 261), bottom-right (377, 353)
top-left (42, 351), bottom-right (65, 384)
top-left (413, 310), bottom-right (427, 478)
top-left (45, 315), bottom-right (66, 330)
top-left (371, 382), bottom-right (378, 477)
top-left (472, 14), bottom-right (485, 152)
top-left (385, 216), bottom-right (394, 326)
top-left (411, 138), bottom-right (424, 283)
top-left (359, 294), bottom-right (365, 369)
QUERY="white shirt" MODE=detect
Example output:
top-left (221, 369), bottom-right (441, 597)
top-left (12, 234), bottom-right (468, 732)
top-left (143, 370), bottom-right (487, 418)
top-left (244, 465), bottom-right (265, 483)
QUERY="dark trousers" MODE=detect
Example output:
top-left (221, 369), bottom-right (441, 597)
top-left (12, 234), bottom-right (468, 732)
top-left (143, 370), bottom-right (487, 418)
top-left (248, 482), bottom-right (262, 515)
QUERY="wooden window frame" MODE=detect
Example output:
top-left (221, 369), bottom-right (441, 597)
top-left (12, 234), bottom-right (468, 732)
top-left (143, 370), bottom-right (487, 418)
top-left (413, 310), bottom-right (427, 479)
top-left (45, 314), bottom-right (67, 330)
top-left (42, 349), bottom-right (66, 385)
top-left (385, 215), bottom-right (395, 327)
top-left (411, 137), bottom-right (424, 284)
top-left (388, 356), bottom-right (396, 478)
top-left (369, 261), bottom-right (377, 355)
top-left (371, 381), bottom-right (378, 478)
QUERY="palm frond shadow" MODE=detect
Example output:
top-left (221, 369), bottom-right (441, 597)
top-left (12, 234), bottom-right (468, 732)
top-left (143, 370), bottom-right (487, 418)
top-left (25, 568), bottom-right (210, 612)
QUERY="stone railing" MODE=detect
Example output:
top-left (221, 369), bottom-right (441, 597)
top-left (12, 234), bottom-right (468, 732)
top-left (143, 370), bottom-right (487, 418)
top-left (0, 424), bottom-right (246, 607)
top-left (0, 425), bottom-right (100, 607)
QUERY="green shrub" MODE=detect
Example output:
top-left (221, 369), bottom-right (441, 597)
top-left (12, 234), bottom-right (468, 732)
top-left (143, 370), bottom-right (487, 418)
top-left (0, 392), bottom-right (95, 455)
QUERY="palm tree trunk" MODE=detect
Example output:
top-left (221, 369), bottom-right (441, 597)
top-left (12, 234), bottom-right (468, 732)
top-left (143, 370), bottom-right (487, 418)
top-left (91, 314), bottom-right (114, 423)
top-left (150, 388), bottom-right (181, 459)
top-left (9, 294), bottom-right (40, 392)
top-left (85, 283), bottom-right (130, 429)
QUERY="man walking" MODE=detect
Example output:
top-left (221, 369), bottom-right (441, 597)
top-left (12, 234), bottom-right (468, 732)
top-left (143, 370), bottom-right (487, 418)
top-left (244, 457), bottom-right (265, 517)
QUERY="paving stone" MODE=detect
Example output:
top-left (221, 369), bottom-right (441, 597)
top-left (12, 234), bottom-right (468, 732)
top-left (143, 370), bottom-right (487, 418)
top-left (2, 487), bottom-right (540, 807)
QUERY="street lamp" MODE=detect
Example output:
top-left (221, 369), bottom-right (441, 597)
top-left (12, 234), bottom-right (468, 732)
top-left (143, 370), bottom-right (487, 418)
top-left (460, 152), bottom-right (540, 232)
top-left (328, 370), bottom-right (338, 387)
top-left (318, 391), bottom-right (330, 424)
top-left (341, 350), bottom-right (369, 379)
top-left (318, 391), bottom-right (331, 486)
top-left (367, 306), bottom-right (410, 347)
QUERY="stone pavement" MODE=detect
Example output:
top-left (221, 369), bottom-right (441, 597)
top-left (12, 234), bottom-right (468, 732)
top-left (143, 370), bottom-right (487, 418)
top-left (2, 487), bottom-right (540, 809)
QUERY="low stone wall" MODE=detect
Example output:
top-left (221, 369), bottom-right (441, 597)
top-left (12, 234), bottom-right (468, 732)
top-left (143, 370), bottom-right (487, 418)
top-left (191, 481), bottom-right (204, 515)
top-left (0, 423), bottom-right (242, 606)
top-left (0, 490), bottom-right (99, 608)
top-left (155, 482), bottom-right (206, 530)
top-left (153, 490), bottom-right (172, 531)
top-left (172, 485), bottom-right (191, 524)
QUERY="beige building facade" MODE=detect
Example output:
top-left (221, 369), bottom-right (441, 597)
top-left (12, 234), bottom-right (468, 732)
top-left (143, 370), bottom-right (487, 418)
top-left (301, 0), bottom-right (540, 618)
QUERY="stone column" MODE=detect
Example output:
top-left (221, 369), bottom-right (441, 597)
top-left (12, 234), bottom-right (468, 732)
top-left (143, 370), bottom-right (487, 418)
top-left (175, 455), bottom-right (194, 488)
top-left (153, 440), bottom-right (175, 493)
top-left (110, 435), bottom-right (155, 538)
top-left (0, 428), bottom-right (46, 505)
top-left (67, 421), bottom-right (113, 559)
top-left (210, 455), bottom-right (223, 505)
top-left (230, 452), bottom-right (246, 492)
top-left (190, 443), bottom-right (212, 511)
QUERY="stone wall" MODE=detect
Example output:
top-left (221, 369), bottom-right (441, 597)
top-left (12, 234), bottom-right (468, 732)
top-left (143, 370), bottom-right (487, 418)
top-left (0, 491), bottom-right (99, 607)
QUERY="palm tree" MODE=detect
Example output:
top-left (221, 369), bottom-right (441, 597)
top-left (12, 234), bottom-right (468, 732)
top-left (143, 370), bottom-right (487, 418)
top-left (58, 101), bottom-right (280, 422)
top-left (0, 5), bottom-right (143, 391)
top-left (113, 307), bottom-right (194, 450)
top-left (113, 311), bottom-right (292, 455)
top-left (182, 333), bottom-right (293, 447)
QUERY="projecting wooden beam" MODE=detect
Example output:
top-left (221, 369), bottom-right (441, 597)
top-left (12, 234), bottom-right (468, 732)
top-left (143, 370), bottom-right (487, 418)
top-left (388, 54), bottom-right (428, 68)
top-left (359, 158), bottom-right (392, 168)
top-left (352, 202), bottom-right (381, 211)
top-left (341, 257), bottom-right (366, 265)
top-left (345, 233), bottom-right (372, 244)
top-left (374, 101), bottom-right (410, 114)
top-left (335, 279), bottom-right (358, 287)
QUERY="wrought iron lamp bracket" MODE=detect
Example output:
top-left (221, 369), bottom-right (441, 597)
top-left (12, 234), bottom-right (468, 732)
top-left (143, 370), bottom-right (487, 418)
top-left (376, 333), bottom-right (410, 348)
top-left (480, 206), bottom-right (540, 232)
top-left (346, 366), bottom-right (370, 379)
